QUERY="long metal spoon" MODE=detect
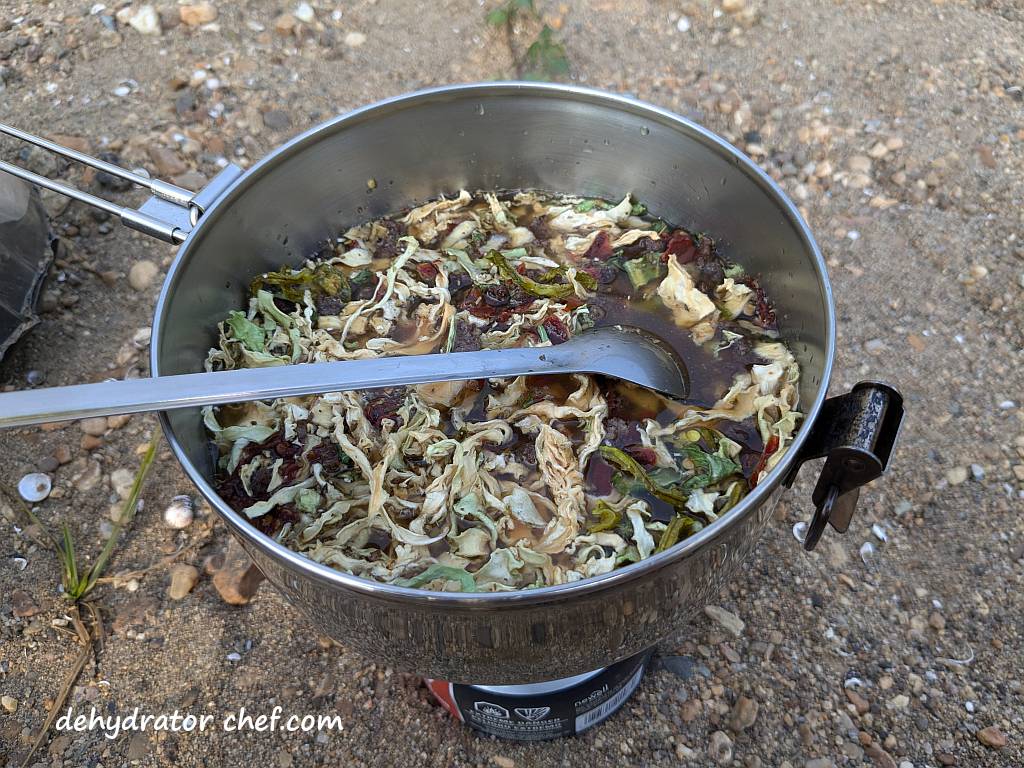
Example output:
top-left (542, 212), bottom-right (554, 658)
top-left (0, 325), bottom-right (689, 429)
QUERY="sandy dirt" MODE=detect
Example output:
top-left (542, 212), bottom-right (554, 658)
top-left (1, 1), bottom-right (1023, 766)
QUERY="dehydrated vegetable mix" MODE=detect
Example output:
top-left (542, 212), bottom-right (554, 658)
top-left (204, 191), bottom-right (801, 591)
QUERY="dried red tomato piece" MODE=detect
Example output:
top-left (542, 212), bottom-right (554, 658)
top-left (664, 230), bottom-right (697, 263)
top-left (583, 230), bottom-right (613, 261)
top-left (416, 262), bottom-right (439, 281)
top-left (541, 316), bottom-right (570, 345)
top-left (624, 445), bottom-right (657, 467)
top-left (750, 435), bottom-right (780, 487)
top-left (364, 389), bottom-right (406, 429)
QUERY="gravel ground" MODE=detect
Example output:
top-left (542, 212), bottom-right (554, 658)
top-left (2, 1), bottom-right (1023, 766)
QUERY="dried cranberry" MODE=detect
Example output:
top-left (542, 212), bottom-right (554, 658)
top-left (273, 439), bottom-right (301, 458)
top-left (694, 252), bottom-right (725, 293)
top-left (622, 236), bottom-right (665, 258)
top-left (309, 441), bottom-right (346, 473)
top-left (448, 271), bottom-right (473, 294)
top-left (249, 466), bottom-right (272, 496)
top-left (483, 283), bottom-right (511, 307)
top-left (584, 265), bottom-right (618, 285)
top-left (273, 296), bottom-right (298, 313)
top-left (527, 218), bottom-right (552, 244)
top-left (584, 230), bottom-right (613, 261)
top-left (508, 284), bottom-right (533, 308)
top-left (459, 286), bottom-right (482, 310)
top-left (316, 295), bottom-right (344, 316)
top-left (664, 230), bottom-right (697, 263)
top-left (375, 219), bottom-right (403, 259)
top-left (450, 320), bottom-right (482, 353)
top-left (541, 316), bottom-right (570, 345)
top-left (416, 262), bottom-right (439, 281)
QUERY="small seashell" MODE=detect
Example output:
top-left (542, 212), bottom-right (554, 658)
top-left (792, 521), bottom-right (808, 543)
top-left (18, 473), bottom-right (52, 503)
top-left (226, 652), bottom-right (242, 662)
top-left (163, 495), bottom-right (195, 529)
top-left (844, 677), bottom-right (864, 688)
top-left (9, 557), bottom-right (28, 571)
top-left (871, 523), bottom-right (888, 542)
top-left (859, 541), bottom-right (875, 565)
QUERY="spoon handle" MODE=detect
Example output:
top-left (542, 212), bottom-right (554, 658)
top-left (0, 346), bottom-right (572, 428)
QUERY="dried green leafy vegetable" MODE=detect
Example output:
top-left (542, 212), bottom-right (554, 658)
top-left (678, 443), bottom-right (742, 491)
top-left (225, 311), bottom-right (266, 352)
top-left (250, 263), bottom-right (351, 303)
top-left (203, 188), bottom-right (802, 591)
top-left (394, 564), bottom-right (475, 591)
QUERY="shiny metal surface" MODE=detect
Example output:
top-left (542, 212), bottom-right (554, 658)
top-left (149, 83), bottom-right (834, 684)
top-left (0, 325), bottom-right (688, 427)
top-left (0, 121), bottom-right (199, 242)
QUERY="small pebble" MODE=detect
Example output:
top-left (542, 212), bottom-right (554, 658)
top-left (976, 726), bottom-right (1007, 748)
top-left (294, 2), bottom-right (315, 23)
top-left (707, 730), bottom-right (732, 765)
top-left (110, 468), bottom-right (136, 499)
top-left (263, 110), bottom-right (292, 131)
top-left (704, 605), bottom-right (745, 637)
top-left (168, 564), bottom-right (200, 600)
top-left (1, 695), bottom-right (17, 713)
top-left (730, 696), bottom-right (759, 731)
top-left (18, 472), bottom-right (51, 502)
top-left (37, 455), bottom-right (60, 474)
top-left (344, 31), bottom-right (367, 47)
top-left (127, 4), bottom-right (161, 36)
top-left (946, 466), bottom-right (968, 485)
top-left (80, 416), bottom-right (108, 437)
top-left (970, 463), bottom-right (984, 480)
top-left (871, 523), bottom-right (887, 542)
top-left (128, 260), bottom-right (160, 291)
top-left (676, 16), bottom-right (691, 33)
top-left (25, 369), bottom-right (44, 385)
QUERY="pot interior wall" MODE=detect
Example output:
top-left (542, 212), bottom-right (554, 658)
top-left (156, 87), bottom-right (830, 482)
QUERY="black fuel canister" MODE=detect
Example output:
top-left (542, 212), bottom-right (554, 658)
top-left (426, 648), bottom-right (653, 741)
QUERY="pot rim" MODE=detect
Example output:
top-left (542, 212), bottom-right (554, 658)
top-left (152, 81), bottom-right (836, 608)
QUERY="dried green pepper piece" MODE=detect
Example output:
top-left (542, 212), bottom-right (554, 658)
top-left (586, 500), bottom-right (621, 533)
top-left (486, 250), bottom-right (575, 299)
top-left (654, 514), bottom-right (701, 553)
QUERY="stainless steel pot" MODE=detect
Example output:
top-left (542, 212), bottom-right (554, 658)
top-left (0, 83), bottom-right (903, 683)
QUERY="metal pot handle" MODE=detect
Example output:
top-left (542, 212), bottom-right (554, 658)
top-left (784, 381), bottom-right (905, 550)
top-left (0, 122), bottom-right (242, 244)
